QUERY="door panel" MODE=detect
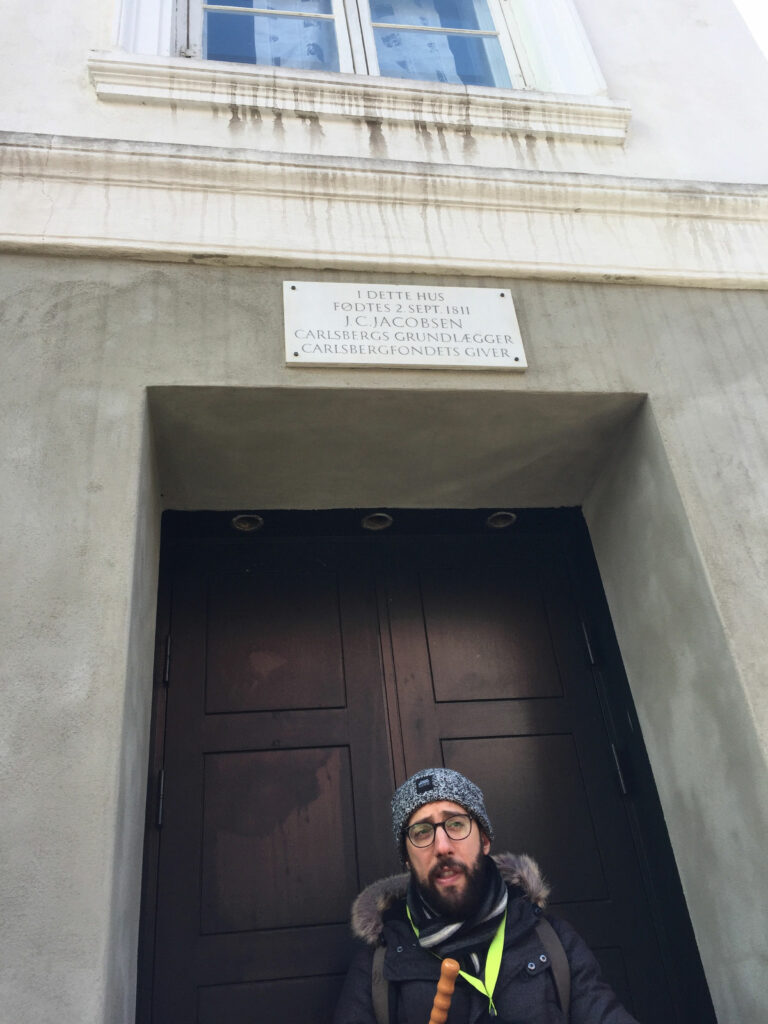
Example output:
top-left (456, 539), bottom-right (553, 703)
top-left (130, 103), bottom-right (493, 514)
top-left (197, 975), bottom-right (345, 1024)
top-left (206, 570), bottom-right (347, 712)
top-left (200, 746), bottom-right (357, 933)
top-left (445, 733), bottom-right (608, 902)
top-left (140, 513), bottom-right (714, 1024)
top-left (151, 541), bottom-right (396, 1022)
top-left (419, 566), bottom-right (563, 700)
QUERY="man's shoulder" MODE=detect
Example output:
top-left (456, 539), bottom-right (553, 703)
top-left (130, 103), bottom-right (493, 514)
top-left (350, 871), bottom-right (410, 947)
top-left (495, 852), bottom-right (551, 907)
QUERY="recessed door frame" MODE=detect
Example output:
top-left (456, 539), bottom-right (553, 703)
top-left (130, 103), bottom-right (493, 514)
top-left (134, 506), bottom-right (714, 1024)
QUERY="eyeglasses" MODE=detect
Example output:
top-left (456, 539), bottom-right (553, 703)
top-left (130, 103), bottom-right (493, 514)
top-left (404, 813), bottom-right (473, 848)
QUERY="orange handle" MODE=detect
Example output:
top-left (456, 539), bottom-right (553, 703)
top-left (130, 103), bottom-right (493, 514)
top-left (427, 958), bottom-right (460, 1024)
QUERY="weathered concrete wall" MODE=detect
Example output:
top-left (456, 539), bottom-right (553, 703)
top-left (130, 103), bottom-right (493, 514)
top-left (147, 385), bottom-right (643, 510)
top-left (585, 405), bottom-right (768, 1022)
top-left (0, 271), bottom-right (162, 1020)
top-left (1, 255), bottom-right (767, 1024)
top-left (103, 401), bottom-right (161, 1024)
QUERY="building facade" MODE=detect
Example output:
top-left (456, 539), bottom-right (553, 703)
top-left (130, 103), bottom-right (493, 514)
top-left (1, 0), bottom-right (768, 1021)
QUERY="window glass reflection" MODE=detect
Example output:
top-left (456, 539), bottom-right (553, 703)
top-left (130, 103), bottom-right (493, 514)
top-left (205, 0), bottom-right (338, 70)
top-left (371, 0), bottom-right (510, 88)
top-left (371, 0), bottom-right (495, 32)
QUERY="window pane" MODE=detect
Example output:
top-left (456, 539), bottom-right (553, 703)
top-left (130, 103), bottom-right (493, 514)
top-left (370, 0), bottom-right (496, 33)
top-left (373, 26), bottom-right (511, 88)
top-left (205, 5), bottom-right (339, 70)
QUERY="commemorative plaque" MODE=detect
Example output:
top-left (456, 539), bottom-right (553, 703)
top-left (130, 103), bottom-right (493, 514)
top-left (284, 281), bottom-right (526, 371)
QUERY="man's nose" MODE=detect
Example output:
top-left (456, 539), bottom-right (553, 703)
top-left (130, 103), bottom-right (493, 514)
top-left (433, 823), bottom-right (454, 853)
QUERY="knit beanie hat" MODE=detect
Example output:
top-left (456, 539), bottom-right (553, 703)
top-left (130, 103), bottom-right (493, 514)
top-left (391, 768), bottom-right (494, 857)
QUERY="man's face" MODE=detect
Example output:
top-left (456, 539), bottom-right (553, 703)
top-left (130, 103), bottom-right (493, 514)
top-left (405, 800), bottom-right (491, 920)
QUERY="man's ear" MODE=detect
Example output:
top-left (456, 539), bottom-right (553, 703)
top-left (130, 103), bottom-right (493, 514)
top-left (481, 832), bottom-right (491, 856)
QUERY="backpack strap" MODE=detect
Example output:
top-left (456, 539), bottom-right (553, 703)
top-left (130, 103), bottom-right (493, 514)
top-left (371, 944), bottom-right (389, 1024)
top-left (535, 917), bottom-right (571, 1019)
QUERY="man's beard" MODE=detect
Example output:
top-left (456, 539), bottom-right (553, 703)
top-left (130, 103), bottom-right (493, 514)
top-left (414, 850), bottom-right (489, 923)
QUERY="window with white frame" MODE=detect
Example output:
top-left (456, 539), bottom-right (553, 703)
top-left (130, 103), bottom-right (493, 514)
top-left (182, 0), bottom-right (526, 89)
top-left (107, 0), bottom-right (624, 137)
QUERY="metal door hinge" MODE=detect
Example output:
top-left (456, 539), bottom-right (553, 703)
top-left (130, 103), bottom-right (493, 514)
top-left (580, 620), bottom-right (596, 666)
top-left (162, 634), bottom-right (172, 686)
top-left (611, 743), bottom-right (629, 797)
top-left (157, 768), bottom-right (166, 828)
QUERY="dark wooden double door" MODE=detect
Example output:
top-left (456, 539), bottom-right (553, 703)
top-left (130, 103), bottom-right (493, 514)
top-left (140, 512), bottom-right (712, 1023)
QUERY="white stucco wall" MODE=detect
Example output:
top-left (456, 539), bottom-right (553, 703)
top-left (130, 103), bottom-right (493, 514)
top-left (1, 258), bottom-right (767, 1023)
top-left (574, 0), bottom-right (768, 180)
top-left (0, 0), bottom-right (767, 182)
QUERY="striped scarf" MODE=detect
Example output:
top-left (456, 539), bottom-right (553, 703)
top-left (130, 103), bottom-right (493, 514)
top-left (406, 855), bottom-right (508, 969)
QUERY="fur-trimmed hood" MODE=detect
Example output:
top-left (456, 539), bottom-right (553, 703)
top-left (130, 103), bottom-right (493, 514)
top-left (350, 852), bottom-right (550, 946)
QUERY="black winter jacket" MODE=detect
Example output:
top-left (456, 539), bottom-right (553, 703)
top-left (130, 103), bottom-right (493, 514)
top-left (333, 853), bottom-right (639, 1024)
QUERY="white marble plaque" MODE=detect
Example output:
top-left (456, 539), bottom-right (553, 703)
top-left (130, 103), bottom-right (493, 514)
top-left (284, 282), bottom-right (527, 371)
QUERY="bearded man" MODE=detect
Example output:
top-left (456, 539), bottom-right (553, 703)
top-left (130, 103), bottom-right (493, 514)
top-left (333, 768), bottom-right (639, 1024)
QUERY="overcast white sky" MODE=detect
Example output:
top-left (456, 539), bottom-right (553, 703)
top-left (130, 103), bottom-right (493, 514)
top-left (732, 0), bottom-right (768, 58)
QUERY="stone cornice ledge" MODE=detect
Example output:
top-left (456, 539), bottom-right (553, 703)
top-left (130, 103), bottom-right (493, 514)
top-left (87, 51), bottom-right (631, 145)
top-left (1, 132), bottom-right (767, 288)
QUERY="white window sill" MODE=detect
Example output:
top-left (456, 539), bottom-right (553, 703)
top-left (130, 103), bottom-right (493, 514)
top-left (87, 51), bottom-right (630, 145)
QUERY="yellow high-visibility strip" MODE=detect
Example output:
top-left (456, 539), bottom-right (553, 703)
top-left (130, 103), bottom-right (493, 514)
top-left (407, 907), bottom-right (507, 1018)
